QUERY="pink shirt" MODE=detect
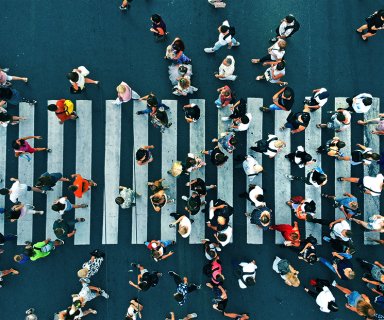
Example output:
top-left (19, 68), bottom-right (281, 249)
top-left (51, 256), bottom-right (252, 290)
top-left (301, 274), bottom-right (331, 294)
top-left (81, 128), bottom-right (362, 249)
top-left (118, 82), bottom-right (132, 102)
top-left (0, 71), bottom-right (7, 84)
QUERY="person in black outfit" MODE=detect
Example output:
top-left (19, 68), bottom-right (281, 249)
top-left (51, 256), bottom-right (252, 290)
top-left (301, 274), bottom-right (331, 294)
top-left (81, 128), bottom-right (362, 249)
top-left (286, 168), bottom-right (328, 188)
top-left (201, 144), bottom-right (228, 167)
top-left (0, 87), bottom-right (36, 106)
top-left (183, 103), bottom-right (200, 123)
top-left (221, 98), bottom-right (247, 121)
top-left (285, 145), bottom-right (315, 168)
top-left (280, 105), bottom-right (311, 134)
top-left (129, 263), bottom-right (162, 291)
top-left (260, 87), bottom-right (294, 112)
top-left (187, 178), bottom-right (216, 198)
top-left (150, 14), bottom-right (167, 39)
top-left (357, 9), bottom-right (384, 40)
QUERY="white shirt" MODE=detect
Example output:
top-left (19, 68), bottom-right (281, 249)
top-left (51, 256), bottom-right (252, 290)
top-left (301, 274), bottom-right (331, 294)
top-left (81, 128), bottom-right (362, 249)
top-left (57, 197), bottom-right (68, 215)
top-left (9, 181), bottom-right (28, 203)
top-left (218, 56), bottom-right (235, 77)
top-left (126, 305), bottom-right (138, 320)
top-left (331, 220), bottom-right (351, 241)
top-left (264, 134), bottom-right (279, 157)
top-left (279, 20), bottom-right (295, 37)
top-left (363, 174), bottom-right (384, 196)
top-left (179, 216), bottom-right (192, 238)
top-left (314, 88), bottom-right (328, 107)
top-left (238, 262), bottom-right (257, 289)
top-left (217, 225), bottom-right (232, 247)
top-left (234, 113), bottom-right (252, 131)
top-left (218, 20), bottom-right (232, 45)
top-left (316, 286), bottom-right (335, 313)
top-left (352, 93), bottom-right (373, 113)
top-left (249, 186), bottom-right (265, 207)
top-left (270, 41), bottom-right (285, 61)
top-left (294, 146), bottom-right (305, 167)
top-left (242, 155), bottom-right (261, 181)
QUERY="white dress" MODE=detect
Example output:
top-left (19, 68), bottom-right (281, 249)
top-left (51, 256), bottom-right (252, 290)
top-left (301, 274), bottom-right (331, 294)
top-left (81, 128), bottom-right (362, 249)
top-left (168, 64), bottom-right (193, 85)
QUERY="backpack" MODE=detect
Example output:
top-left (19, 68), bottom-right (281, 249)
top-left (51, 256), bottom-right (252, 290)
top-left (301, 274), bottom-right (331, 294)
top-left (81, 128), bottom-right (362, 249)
top-left (255, 137), bottom-right (278, 153)
top-left (285, 19), bottom-right (300, 35)
top-left (351, 150), bottom-right (363, 163)
top-left (223, 26), bottom-right (236, 39)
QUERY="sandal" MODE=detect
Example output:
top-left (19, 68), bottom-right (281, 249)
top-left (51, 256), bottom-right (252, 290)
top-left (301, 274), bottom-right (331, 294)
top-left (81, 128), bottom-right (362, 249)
top-left (256, 76), bottom-right (263, 81)
top-left (78, 218), bottom-right (86, 222)
top-left (10, 269), bottom-right (19, 275)
top-left (337, 177), bottom-right (344, 182)
top-left (251, 59), bottom-right (260, 64)
top-left (316, 124), bottom-right (322, 128)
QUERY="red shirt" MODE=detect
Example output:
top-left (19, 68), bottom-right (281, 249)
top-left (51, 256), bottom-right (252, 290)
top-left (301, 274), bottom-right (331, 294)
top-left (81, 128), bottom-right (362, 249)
top-left (72, 174), bottom-right (90, 198)
top-left (55, 99), bottom-right (72, 122)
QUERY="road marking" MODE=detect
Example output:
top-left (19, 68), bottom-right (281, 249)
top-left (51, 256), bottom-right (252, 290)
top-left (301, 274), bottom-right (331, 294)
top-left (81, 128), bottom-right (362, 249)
top-left (363, 97), bottom-right (380, 244)
top-left (161, 100), bottom-right (177, 241)
top-left (0, 126), bottom-right (6, 237)
top-left (305, 109), bottom-right (322, 243)
top-left (217, 106), bottom-right (233, 242)
top-left (17, 103), bottom-right (34, 245)
top-left (274, 111), bottom-right (291, 243)
top-left (189, 99), bottom-right (206, 244)
top-left (131, 100), bottom-right (148, 244)
top-left (246, 98), bottom-right (263, 244)
top-left (334, 98), bottom-right (351, 220)
top-left (74, 100), bottom-right (92, 245)
top-left (46, 100), bottom-right (63, 240)
top-left (102, 100), bottom-right (121, 244)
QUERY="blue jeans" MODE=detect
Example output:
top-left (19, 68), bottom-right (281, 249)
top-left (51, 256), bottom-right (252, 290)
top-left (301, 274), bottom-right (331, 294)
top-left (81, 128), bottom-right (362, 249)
top-left (145, 240), bottom-right (173, 247)
top-left (212, 38), bottom-right (238, 51)
top-left (7, 88), bottom-right (22, 106)
top-left (269, 103), bottom-right (284, 111)
top-left (319, 253), bottom-right (352, 273)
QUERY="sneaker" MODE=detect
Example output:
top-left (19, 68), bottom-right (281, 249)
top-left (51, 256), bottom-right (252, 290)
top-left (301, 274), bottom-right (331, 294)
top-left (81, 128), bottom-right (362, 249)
top-left (270, 37), bottom-right (277, 42)
top-left (233, 41), bottom-right (240, 46)
top-left (46, 148), bottom-right (52, 153)
top-left (259, 106), bottom-right (270, 112)
top-left (204, 48), bottom-right (215, 53)
top-left (130, 263), bottom-right (138, 268)
top-left (80, 204), bottom-right (88, 208)
top-left (181, 195), bottom-right (189, 201)
top-left (322, 236), bottom-right (331, 242)
top-left (285, 174), bottom-right (294, 180)
top-left (331, 280), bottom-right (337, 287)
top-left (196, 284), bottom-right (202, 289)
top-left (168, 199), bottom-right (175, 203)
top-left (99, 290), bottom-right (109, 299)
top-left (221, 116), bottom-right (230, 121)
top-left (38, 211), bottom-right (44, 215)
top-left (77, 218), bottom-right (85, 222)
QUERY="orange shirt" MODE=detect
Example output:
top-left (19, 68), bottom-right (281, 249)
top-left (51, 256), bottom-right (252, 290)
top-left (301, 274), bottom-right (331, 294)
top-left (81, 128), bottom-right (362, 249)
top-left (73, 174), bottom-right (90, 198)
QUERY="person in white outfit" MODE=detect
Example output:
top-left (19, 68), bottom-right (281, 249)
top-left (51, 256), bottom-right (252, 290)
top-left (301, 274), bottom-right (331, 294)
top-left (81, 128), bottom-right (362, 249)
top-left (215, 56), bottom-right (237, 81)
top-left (304, 279), bottom-right (338, 313)
top-left (204, 20), bottom-right (240, 53)
top-left (236, 260), bottom-right (257, 289)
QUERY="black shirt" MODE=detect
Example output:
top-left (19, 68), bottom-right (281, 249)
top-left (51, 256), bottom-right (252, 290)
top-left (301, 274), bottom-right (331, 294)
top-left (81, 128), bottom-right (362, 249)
top-left (278, 91), bottom-right (295, 111)
top-left (367, 11), bottom-right (384, 28)
top-left (0, 88), bottom-right (14, 100)
top-left (185, 104), bottom-right (200, 121)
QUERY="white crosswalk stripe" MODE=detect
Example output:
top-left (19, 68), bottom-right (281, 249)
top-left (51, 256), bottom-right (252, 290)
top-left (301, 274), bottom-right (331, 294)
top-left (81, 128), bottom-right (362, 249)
top-left (1, 98), bottom-right (381, 245)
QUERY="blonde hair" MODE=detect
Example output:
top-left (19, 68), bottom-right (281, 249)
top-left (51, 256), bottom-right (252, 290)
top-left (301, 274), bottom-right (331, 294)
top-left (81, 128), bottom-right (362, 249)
top-left (14, 255), bottom-right (22, 262)
top-left (346, 269), bottom-right (356, 280)
top-left (356, 300), bottom-right (375, 317)
top-left (179, 225), bottom-right (188, 235)
top-left (77, 268), bottom-right (88, 278)
top-left (275, 140), bottom-right (286, 149)
top-left (254, 164), bottom-right (263, 174)
top-left (286, 272), bottom-right (300, 287)
top-left (116, 84), bottom-right (127, 94)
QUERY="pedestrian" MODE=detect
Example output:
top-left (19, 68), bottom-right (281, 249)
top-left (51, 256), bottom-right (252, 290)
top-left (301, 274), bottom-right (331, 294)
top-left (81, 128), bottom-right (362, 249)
top-left (204, 256), bottom-right (225, 287)
top-left (165, 38), bottom-right (191, 64)
top-left (201, 239), bottom-right (222, 260)
top-left (74, 279), bottom-right (109, 305)
top-left (14, 253), bottom-right (30, 264)
top-left (51, 196), bottom-right (88, 215)
top-left (321, 192), bottom-right (360, 219)
top-left (286, 167), bottom-right (328, 188)
top-left (172, 76), bottom-right (198, 96)
top-left (0, 108), bottom-right (25, 126)
top-left (183, 103), bottom-right (200, 123)
top-left (357, 9), bottom-right (384, 41)
top-left (251, 39), bottom-right (287, 64)
top-left (303, 279), bottom-right (338, 313)
top-left (316, 109), bottom-right (351, 132)
top-left (0, 268), bottom-right (19, 287)
top-left (271, 14), bottom-right (300, 42)
top-left (358, 259), bottom-right (384, 286)
top-left (135, 145), bottom-right (155, 166)
top-left (316, 137), bottom-right (346, 158)
top-left (285, 145), bottom-right (316, 168)
top-left (29, 238), bottom-right (63, 261)
top-left (204, 20), bottom-right (239, 53)
top-left (169, 64), bottom-right (192, 86)
top-left (223, 313), bottom-right (249, 320)
top-left (150, 106), bottom-right (172, 133)
top-left (239, 184), bottom-right (266, 207)
top-left (222, 98), bottom-right (247, 121)
top-left (338, 173), bottom-right (383, 197)
top-left (235, 260), bottom-right (257, 289)
top-left (255, 60), bottom-right (287, 86)
top-left (183, 153), bottom-right (206, 174)
top-left (208, 199), bottom-right (234, 230)
top-left (169, 213), bottom-right (193, 238)
top-left (25, 308), bottom-right (38, 320)
top-left (215, 85), bottom-right (233, 109)
top-left (149, 14), bottom-right (167, 39)
top-left (129, 263), bottom-right (162, 291)
top-left (337, 143), bottom-right (380, 165)
top-left (298, 235), bottom-right (318, 265)
top-left (352, 215), bottom-right (384, 233)
top-left (319, 252), bottom-right (355, 280)
top-left (67, 66), bottom-right (98, 93)
top-left (68, 173), bottom-right (97, 198)
top-left (213, 224), bottom-right (233, 247)
top-left (47, 99), bottom-right (78, 124)
top-left (272, 256), bottom-right (300, 287)
top-left (201, 144), bottom-right (229, 167)
top-left (343, 93), bottom-right (373, 113)
top-left (115, 186), bottom-right (140, 209)
top-left (114, 82), bottom-right (140, 105)
top-left (34, 172), bottom-right (70, 192)
top-left (246, 206), bottom-right (272, 230)
top-left (125, 299), bottom-right (143, 320)
top-left (0, 86), bottom-right (36, 106)
top-left (119, 0), bottom-right (133, 10)
top-left (357, 113), bottom-right (384, 135)
top-left (137, 93), bottom-right (169, 115)
top-left (145, 239), bottom-right (175, 262)
top-left (77, 249), bottom-right (105, 282)
top-left (280, 105), bottom-right (311, 134)
top-left (0, 67), bottom-right (28, 86)
top-left (186, 178), bottom-right (216, 198)
top-left (251, 134), bottom-right (286, 158)
top-left (215, 55), bottom-right (237, 81)
top-left (237, 154), bottom-right (263, 182)
top-left (53, 217), bottom-right (86, 241)
top-left (304, 87), bottom-right (329, 111)
top-left (212, 132), bottom-right (237, 153)
top-left (207, 283), bottom-right (228, 312)
top-left (259, 86), bottom-right (294, 112)
top-left (230, 113), bottom-right (252, 132)
top-left (0, 232), bottom-right (17, 245)
top-left (332, 281), bottom-right (375, 317)
top-left (270, 222), bottom-right (300, 247)
top-left (12, 135), bottom-right (51, 159)
top-left (7, 204), bottom-right (44, 222)
top-left (168, 271), bottom-right (201, 306)
top-left (0, 177), bottom-right (45, 203)
top-left (180, 192), bottom-right (204, 215)
top-left (150, 189), bottom-right (174, 212)
top-left (286, 196), bottom-right (316, 221)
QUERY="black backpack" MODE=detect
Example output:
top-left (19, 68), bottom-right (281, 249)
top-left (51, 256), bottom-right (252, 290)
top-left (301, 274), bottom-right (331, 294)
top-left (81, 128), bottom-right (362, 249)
top-left (285, 19), bottom-right (300, 35)
top-left (223, 26), bottom-right (236, 39)
top-left (255, 137), bottom-right (278, 153)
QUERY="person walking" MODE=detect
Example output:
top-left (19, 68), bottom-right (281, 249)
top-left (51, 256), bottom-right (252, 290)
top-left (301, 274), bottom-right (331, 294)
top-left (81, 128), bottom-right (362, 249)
top-left (53, 217), bottom-right (86, 241)
top-left (0, 67), bottom-right (28, 86)
top-left (317, 109), bottom-right (351, 132)
top-left (47, 99), bottom-right (78, 124)
top-left (0, 177), bottom-right (45, 203)
top-left (7, 203), bottom-right (44, 222)
top-left (169, 213), bottom-right (193, 238)
top-left (319, 252), bottom-right (355, 280)
top-left (137, 93), bottom-right (169, 115)
top-left (270, 222), bottom-right (300, 247)
top-left (303, 279), bottom-right (338, 313)
top-left (304, 87), bottom-right (329, 111)
top-left (286, 167), bottom-right (328, 188)
top-left (29, 238), bottom-right (63, 261)
top-left (285, 145), bottom-right (315, 168)
top-left (165, 38), bottom-right (191, 64)
top-left (338, 173), bottom-right (383, 197)
top-left (343, 93), bottom-right (373, 113)
top-left (280, 105), bottom-right (311, 134)
top-left (215, 85), bottom-right (233, 109)
top-left (115, 186), bottom-right (140, 209)
top-left (0, 86), bottom-right (36, 106)
top-left (77, 249), bottom-right (105, 282)
top-left (149, 14), bottom-right (167, 39)
top-left (271, 15), bottom-right (300, 42)
top-left (316, 137), bottom-right (346, 159)
top-left (119, 0), bottom-right (133, 10)
top-left (204, 20), bottom-right (239, 53)
top-left (255, 60), bottom-right (287, 85)
top-left (230, 113), bottom-right (252, 132)
top-left (357, 113), bottom-right (384, 135)
top-left (0, 267), bottom-right (20, 287)
top-left (352, 215), bottom-right (384, 233)
top-left (145, 239), bottom-right (175, 262)
top-left (129, 263), bottom-right (162, 291)
top-left (201, 144), bottom-right (229, 167)
top-left (272, 256), bottom-right (300, 287)
top-left (260, 86), bottom-right (294, 112)
top-left (183, 103), bottom-right (200, 123)
top-left (68, 173), bottom-right (97, 198)
top-left (51, 196), bottom-right (88, 215)
top-left (215, 56), bottom-right (237, 81)
top-left (321, 193), bottom-right (360, 219)
top-left (337, 143), bottom-right (380, 165)
top-left (235, 260), bottom-right (257, 289)
top-left (114, 82), bottom-right (140, 105)
top-left (246, 206), bottom-right (272, 230)
top-left (12, 136), bottom-right (51, 159)
top-left (135, 145), bottom-right (154, 166)
top-left (0, 108), bottom-right (26, 126)
top-left (34, 172), bottom-right (70, 192)
top-left (168, 271), bottom-right (201, 306)
top-left (150, 189), bottom-right (174, 212)
top-left (67, 66), bottom-right (98, 93)
top-left (357, 9), bottom-right (384, 41)
top-left (251, 134), bottom-right (286, 159)
top-left (125, 299), bottom-right (143, 320)
top-left (251, 39), bottom-right (287, 64)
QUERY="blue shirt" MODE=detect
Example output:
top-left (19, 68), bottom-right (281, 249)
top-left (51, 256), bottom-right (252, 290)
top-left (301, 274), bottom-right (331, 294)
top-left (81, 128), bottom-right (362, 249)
top-left (335, 196), bottom-right (357, 214)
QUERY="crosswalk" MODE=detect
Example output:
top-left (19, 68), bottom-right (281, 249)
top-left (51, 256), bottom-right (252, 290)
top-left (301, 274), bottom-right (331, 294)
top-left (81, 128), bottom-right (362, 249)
top-left (0, 98), bottom-right (382, 246)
